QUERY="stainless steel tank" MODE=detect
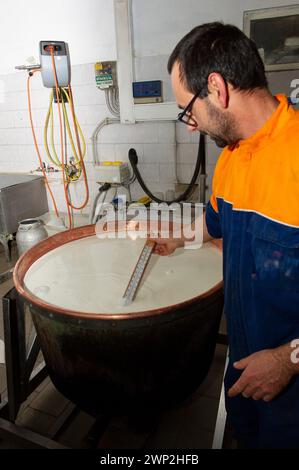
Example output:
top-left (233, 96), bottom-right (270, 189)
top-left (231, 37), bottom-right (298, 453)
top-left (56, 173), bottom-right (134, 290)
top-left (13, 224), bottom-right (223, 418)
top-left (0, 173), bottom-right (48, 260)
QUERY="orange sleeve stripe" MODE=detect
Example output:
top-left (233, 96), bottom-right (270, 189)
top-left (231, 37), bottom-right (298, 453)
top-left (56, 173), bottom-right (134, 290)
top-left (210, 193), bottom-right (218, 213)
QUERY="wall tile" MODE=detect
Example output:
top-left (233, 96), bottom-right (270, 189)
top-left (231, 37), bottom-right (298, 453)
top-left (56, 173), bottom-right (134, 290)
top-left (134, 55), bottom-right (169, 81)
top-left (14, 108), bottom-right (47, 128)
top-left (70, 64), bottom-right (95, 87)
top-left (137, 162), bottom-right (159, 184)
top-left (100, 121), bottom-right (158, 144)
top-left (177, 143), bottom-right (198, 164)
top-left (143, 143), bottom-right (175, 163)
top-left (71, 84), bottom-right (106, 106)
top-left (159, 163), bottom-right (176, 184)
top-left (176, 123), bottom-right (191, 143)
top-left (29, 88), bottom-right (51, 109)
top-left (0, 111), bottom-right (14, 128)
top-left (190, 131), bottom-right (202, 144)
top-left (2, 128), bottom-right (32, 145)
top-left (177, 164), bottom-right (193, 184)
top-left (157, 121), bottom-right (175, 143)
top-left (74, 104), bottom-right (108, 126)
top-left (0, 144), bottom-right (20, 161)
top-left (18, 145), bottom-right (40, 170)
top-left (0, 90), bottom-right (27, 111)
top-left (1, 72), bottom-right (28, 93)
top-left (95, 143), bottom-right (116, 162)
top-left (114, 143), bottom-right (144, 163)
top-left (207, 142), bottom-right (221, 166)
top-left (129, 122), bottom-right (159, 144)
top-left (163, 80), bottom-right (175, 102)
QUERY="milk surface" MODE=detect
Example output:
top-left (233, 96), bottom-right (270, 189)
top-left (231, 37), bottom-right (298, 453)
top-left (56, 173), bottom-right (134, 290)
top-left (24, 236), bottom-right (222, 314)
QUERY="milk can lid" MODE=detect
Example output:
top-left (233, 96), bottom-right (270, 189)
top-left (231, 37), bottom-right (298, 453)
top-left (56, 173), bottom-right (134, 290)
top-left (18, 218), bottom-right (43, 231)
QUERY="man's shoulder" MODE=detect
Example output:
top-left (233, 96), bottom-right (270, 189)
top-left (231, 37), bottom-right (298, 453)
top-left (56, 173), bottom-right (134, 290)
top-left (278, 112), bottom-right (299, 152)
top-left (286, 107), bottom-right (299, 133)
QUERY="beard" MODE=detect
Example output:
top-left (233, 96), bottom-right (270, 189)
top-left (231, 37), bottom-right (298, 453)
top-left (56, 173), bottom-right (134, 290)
top-left (203, 100), bottom-right (238, 148)
top-left (209, 134), bottom-right (229, 148)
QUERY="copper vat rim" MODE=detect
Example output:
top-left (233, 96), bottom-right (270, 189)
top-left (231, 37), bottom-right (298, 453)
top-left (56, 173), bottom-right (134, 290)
top-left (13, 223), bottom-right (223, 321)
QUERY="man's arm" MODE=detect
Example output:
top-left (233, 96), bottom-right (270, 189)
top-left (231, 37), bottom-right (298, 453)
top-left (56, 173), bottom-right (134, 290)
top-left (202, 212), bottom-right (213, 243)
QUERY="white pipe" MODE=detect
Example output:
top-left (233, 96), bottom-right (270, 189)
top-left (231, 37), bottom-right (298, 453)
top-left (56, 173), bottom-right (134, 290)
top-left (105, 90), bottom-right (119, 117)
top-left (91, 117), bottom-right (120, 165)
top-left (114, 0), bottom-right (135, 124)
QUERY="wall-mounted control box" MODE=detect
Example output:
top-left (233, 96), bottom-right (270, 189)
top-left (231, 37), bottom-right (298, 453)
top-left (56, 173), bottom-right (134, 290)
top-left (40, 41), bottom-right (71, 88)
top-left (133, 80), bottom-right (163, 104)
top-left (94, 162), bottom-right (130, 183)
top-left (95, 61), bottom-right (117, 89)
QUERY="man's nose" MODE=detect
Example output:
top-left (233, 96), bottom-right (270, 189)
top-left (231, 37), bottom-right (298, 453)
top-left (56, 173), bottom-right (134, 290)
top-left (187, 124), bottom-right (199, 133)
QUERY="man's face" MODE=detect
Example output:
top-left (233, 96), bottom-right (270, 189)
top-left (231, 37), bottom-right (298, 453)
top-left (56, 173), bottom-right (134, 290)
top-left (171, 62), bottom-right (237, 148)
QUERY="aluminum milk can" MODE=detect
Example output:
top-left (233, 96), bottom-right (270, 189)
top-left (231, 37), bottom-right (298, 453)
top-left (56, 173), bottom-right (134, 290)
top-left (16, 218), bottom-right (48, 256)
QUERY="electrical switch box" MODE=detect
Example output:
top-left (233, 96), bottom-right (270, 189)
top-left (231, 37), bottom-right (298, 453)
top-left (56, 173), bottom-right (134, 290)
top-left (133, 80), bottom-right (163, 104)
top-left (95, 62), bottom-right (117, 89)
top-left (94, 162), bottom-right (130, 184)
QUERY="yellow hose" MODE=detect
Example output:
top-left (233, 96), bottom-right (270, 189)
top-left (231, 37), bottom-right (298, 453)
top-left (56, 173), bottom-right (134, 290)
top-left (44, 90), bottom-right (62, 168)
top-left (61, 88), bottom-right (86, 160)
top-left (43, 87), bottom-right (87, 182)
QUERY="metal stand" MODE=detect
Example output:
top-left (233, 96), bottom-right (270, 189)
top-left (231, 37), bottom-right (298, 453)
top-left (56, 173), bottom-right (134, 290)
top-left (0, 269), bottom-right (13, 285)
top-left (212, 348), bottom-right (229, 449)
top-left (0, 234), bottom-right (13, 262)
top-left (1, 288), bottom-right (47, 421)
top-left (0, 287), bottom-right (232, 449)
top-left (0, 287), bottom-right (72, 448)
top-left (212, 343), bottom-right (236, 449)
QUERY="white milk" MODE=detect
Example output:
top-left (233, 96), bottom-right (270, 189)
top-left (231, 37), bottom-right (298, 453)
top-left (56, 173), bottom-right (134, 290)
top-left (24, 236), bottom-right (222, 314)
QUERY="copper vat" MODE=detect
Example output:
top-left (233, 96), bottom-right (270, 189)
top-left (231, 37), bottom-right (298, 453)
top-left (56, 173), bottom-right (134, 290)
top-left (14, 224), bottom-right (223, 418)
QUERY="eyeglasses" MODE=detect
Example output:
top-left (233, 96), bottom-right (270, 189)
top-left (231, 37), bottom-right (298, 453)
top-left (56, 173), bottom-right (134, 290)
top-left (177, 90), bottom-right (201, 127)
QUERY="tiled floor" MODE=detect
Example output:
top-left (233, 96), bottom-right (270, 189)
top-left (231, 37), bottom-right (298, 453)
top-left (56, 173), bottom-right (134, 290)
top-left (0, 242), bottom-right (228, 449)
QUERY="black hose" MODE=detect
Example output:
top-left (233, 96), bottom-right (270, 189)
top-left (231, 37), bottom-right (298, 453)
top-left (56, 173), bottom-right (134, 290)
top-left (128, 133), bottom-right (206, 204)
top-left (199, 133), bottom-right (206, 175)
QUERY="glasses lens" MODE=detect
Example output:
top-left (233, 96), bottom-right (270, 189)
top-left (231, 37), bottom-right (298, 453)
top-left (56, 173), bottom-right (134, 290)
top-left (178, 92), bottom-right (200, 127)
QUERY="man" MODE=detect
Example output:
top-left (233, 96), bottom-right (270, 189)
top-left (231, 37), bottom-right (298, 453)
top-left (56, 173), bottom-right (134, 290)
top-left (153, 22), bottom-right (299, 448)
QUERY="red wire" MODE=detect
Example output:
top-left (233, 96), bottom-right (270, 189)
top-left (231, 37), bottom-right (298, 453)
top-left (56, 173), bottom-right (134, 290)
top-left (49, 46), bottom-right (73, 228)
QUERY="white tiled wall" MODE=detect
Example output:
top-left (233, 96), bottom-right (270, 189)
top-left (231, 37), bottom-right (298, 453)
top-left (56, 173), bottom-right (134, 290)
top-left (0, 63), bottom-right (221, 216)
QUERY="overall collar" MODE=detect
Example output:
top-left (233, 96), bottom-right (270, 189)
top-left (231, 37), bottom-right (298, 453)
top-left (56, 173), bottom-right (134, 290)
top-left (229, 94), bottom-right (293, 153)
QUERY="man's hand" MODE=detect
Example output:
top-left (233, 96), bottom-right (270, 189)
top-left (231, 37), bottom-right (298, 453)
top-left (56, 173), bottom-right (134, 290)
top-left (228, 345), bottom-right (297, 402)
top-left (151, 237), bottom-right (184, 256)
top-left (149, 212), bottom-right (212, 256)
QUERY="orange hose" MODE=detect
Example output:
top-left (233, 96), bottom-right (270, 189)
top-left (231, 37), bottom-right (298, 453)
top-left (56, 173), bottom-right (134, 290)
top-left (27, 70), bottom-right (59, 217)
top-left (49, 47), bottom-right (73, 228)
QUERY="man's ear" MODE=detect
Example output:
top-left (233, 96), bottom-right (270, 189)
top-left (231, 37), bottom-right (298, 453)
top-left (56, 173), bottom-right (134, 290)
top-left (207, 72), bottom-right (229, 109)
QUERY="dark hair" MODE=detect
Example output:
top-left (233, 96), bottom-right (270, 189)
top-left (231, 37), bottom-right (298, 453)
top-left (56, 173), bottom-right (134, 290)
top-left (168, 22), bottom-right (267, 96)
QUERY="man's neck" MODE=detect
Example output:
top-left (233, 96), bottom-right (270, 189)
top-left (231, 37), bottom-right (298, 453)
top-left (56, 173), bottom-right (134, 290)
top-left (231, 89), bottom-right (280, 141)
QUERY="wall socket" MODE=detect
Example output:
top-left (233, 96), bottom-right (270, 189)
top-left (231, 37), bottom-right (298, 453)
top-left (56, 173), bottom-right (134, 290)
top-left (175, 183), bottom-right (199, 202)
